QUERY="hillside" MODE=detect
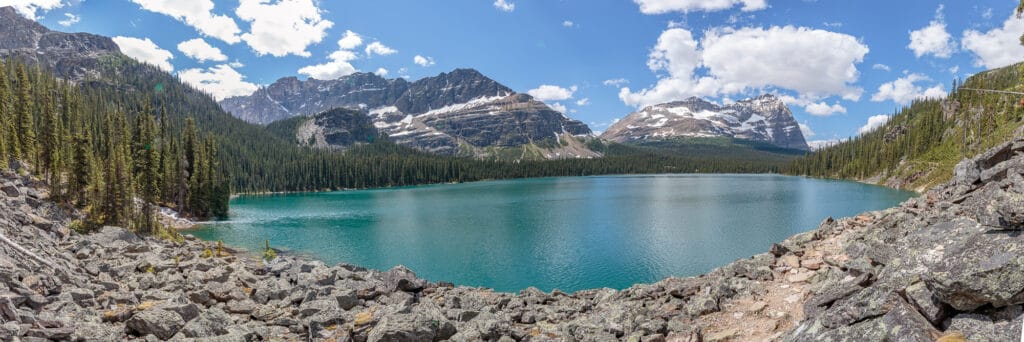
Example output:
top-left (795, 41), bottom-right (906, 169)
top-left (787, 62), bottom-right (1024, 191)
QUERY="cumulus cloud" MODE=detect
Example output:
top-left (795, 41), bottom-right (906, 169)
top-left (563, 20), bottom-right (575, 28)
top-left (576, 98), bottom-right (590, 106)
top-left (858, 115), bottom-right (890, 135)
top-left (375, 68), bottom-right (388, 77)
top-left (548, 103), bottom-right (567, 113)
top-left (798, 122), bottom-right (815, 138)
top-left (872, 63), bottom-right (891, 72)
top-left (620, 26), bottom-right (868, 108)
top-left (528, 85), bottom-right (577, 101)
top-left (177, 38), bottom-right (227, 62)
top-left (871, 73), bottom-right (946, 105)
top-left (113, 36), bottom-right (174, 72)
top-left (603, 78), bottom-right (630, 87)
top-left (907, 5), bottom-right (954, 58)
top-left (0, 0), bottom-right (64, 20)
top-left (413, 55), bottom-right (435, 67)
top-left (298, 49), bottom-right (358, 80)
top-left (365, 41), bottom-right (397, 57)
top-left (633, 0), bottom-right (767, 14)
top-left (131, 0), bottom-right (241, 44)
top-left (57, 12), bottom-right (79, 27)
top-left (962, 12), bottom-right (1024, 69)
top-left (236, 0), bottom-right (333, 57)
top-left (178, 64), bottom-right (258, 100)
top-left (338, 30), bottom-right (363, 50)
top-left (804, 101), bottom-right (846, 117)
top-left (494, 0), bottom-right (515, 12)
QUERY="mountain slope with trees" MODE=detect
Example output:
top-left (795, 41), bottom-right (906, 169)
top-left (786, 62), bottom-right (1024, 191)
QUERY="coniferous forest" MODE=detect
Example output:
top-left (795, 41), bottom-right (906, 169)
top-left (785, 62), bottom-right (1024, 189)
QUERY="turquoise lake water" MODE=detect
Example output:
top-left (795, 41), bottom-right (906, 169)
top-left (189, 174), bottom-right (915, 292)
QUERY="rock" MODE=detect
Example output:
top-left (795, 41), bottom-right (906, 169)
top-left (953, 159), bottom-right (981, 186)
top-left (685, 295), bottom-right (718, 316)
top-left (903, 282), bottom-right (946, 325)
top-left (0, 183), bottom-right (20, 197)
top-left (87, 226), bottom-right (142, 244)
top-left (180, 308), bottom-right (232, 338)
top-left (786, 271), bottom-right (814, 283)
top-left (125, 308), bottom-right (186, 340)
top-left (779, 254), bottom-right (800, 269)
top-left (922, 220), bottom-right (1024, 310)
top-left (382, 266), bottom-right (426, 293)
top-left (335, 289), bottom-right (360, 310)
top-left (800, 257), bottom-right (824, 271)
top-left (367, 313), bottom-right (457, 342)
top-left (946, 312), bottom-right (1021, 342)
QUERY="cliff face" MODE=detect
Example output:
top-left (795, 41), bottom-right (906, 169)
top-left (602, 95), bottom-right (809, 151)
top-left (0, 6), bottom-right (121, 80)
top-left (219, 69), bottom-right (593, 156)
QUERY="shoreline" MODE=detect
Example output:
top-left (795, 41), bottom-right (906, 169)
top-left (2, 136), bottom-right (1020, 340)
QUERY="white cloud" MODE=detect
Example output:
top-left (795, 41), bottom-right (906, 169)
top-left (528, 85), bottom-right (577, 101)
top-left (872, 63), bottom-right (891, 72)
top-left (413, 55), bottom-right (435, 67)
top-left (808, 139), bottom-right (841, 150)
top-left (798, 122), bottom-right (815, 138)
top-left (493, 0), bottom-right (515, 12)
top-left (236, 0), bottom-right (333, 57)
top-left (962, 12), bottom-right (1024, 69)
top-left (563, 20), bottom-right (575, 28)
top-left (858, 115), bottom-right (890, 135)
top-left (871, 73), bottom-right (946, 105)
top-left (113, 36), bottom-right (174, 72)
top-left (576, 98), bottom-right (590, 106)
top-left (338, 30), bottom-right (363, 50)
top-left (549, 103), bottom-right (567, 113)
top-left (298, 50), bottom-right (358, 80)
top-left (178, 64), bottom-right (258, 100)
top-left (0, 0), bottom-right (64, 20)
top-left (603, 78), bottom-right (630, 87)
top-left (907, 5), bottom-right (954, 58)
top-left (57, 12), bottom-right (79, 27)
top-left (177, 38), bottom-right (227, 62)
top-left (620, 26), bottom-right (868, 108)
top-left (131, 0), bottom-right (241, 44)
top-left (365, 41), bottom-right (397, 57)
top-left (633, 0), bottom-right (767, 14)
top-left (982, 8), bottom-right (993, 20)
top-left (804, 101), bottom-right (846, 117)
top-left (375, 68), bottom-right (388, 77)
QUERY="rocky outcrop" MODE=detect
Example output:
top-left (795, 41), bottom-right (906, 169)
top-left (295, 108), bottom-right (381, 148)
top-left (0, 6), bottom-right (121, 81)
top-left (220, 69), bottom-right (593, 156)
top-left (602, 95), bottom-right (810, 151)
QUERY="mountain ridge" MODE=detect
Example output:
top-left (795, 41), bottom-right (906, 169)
top-left (601, 94), bottom-right (810, 151)
top-left (221, 68), bottom-right (593, 156)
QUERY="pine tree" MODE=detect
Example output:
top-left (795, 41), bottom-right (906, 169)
top-left (68, 131), bottom-right (92, 206)
top-left (11, 65), bottom-right (34, 163)
top-left (133, 110), bottom-right (159, 233)
top-left (40, 90), bottom-right (63, 198)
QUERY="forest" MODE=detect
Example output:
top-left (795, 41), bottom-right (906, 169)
top-left (785, 62), bottom-right (1024, 189)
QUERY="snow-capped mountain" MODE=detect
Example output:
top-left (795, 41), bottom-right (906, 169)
top-left (601, 95), bottom-right (809, 150)
top-left (220, 69), bottom-right (592, 155)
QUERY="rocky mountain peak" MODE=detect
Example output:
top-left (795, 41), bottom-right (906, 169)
top-left (0, 6), bottom-right (120, 80)
top-left (601, 94), bottom-right (809, 150)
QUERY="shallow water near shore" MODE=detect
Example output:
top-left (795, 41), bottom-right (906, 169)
top-left (190, 174), bottom-right (914, 292)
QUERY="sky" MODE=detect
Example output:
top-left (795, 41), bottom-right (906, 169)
top-left (4, 0), bottom-right (1024, 148)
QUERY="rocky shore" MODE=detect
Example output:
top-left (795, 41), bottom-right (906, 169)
top-left (1, 133), bottom-right (1023, 341)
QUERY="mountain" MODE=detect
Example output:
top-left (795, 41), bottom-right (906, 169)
top-left (0, 6), bottom-right (120, 80)
top-left (601, 95), bottom-right (810, 151)
top-left (220, 69), bottom-right (593, 155)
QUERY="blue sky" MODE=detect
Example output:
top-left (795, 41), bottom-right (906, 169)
top-left (9, 0), bottom-right (1024, 147)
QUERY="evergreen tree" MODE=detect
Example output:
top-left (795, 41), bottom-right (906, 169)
top-left (13, 65), bottom-right (34, 164)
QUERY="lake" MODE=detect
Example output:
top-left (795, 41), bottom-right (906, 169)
top-left (190, 174), bottom-right (915, 292)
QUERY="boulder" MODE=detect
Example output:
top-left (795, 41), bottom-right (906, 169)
top-left (367, 313), bottom-right (456, 342)
top-left (180, 308), bottom-right (232, 338)
top-left (382, 265), bottom-right (426, 293)
top-left (125, 308), bottom-right (186, 340)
